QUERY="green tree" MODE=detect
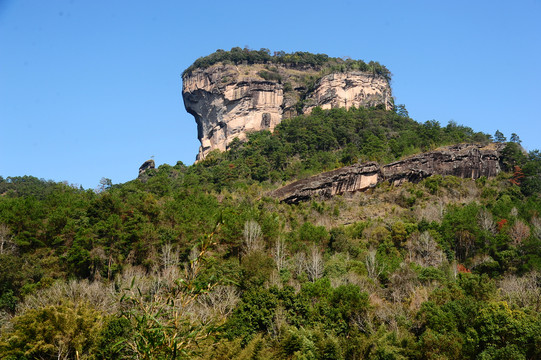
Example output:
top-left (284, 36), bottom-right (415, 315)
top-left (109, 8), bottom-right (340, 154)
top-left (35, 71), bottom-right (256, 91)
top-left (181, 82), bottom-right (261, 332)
top-left (472, 302), bottom-right (541, 359)
top-left (0, 302), bottom-right (103, 359)
top-left (226, 288), bottom-right (279, 344)
top-left (494, 130), bottom-right (506, 143)
top-left (500, 142), bottom-right (527, 172)
top-left (510, 133), bottom-right (521, 144)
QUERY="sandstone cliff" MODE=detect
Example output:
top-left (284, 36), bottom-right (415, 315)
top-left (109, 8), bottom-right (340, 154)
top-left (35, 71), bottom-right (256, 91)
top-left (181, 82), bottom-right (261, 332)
top-left (182, 63), bottom-right (392, 160)
top-left (303, 72), bottom-right (392, 114)
top-left (271, 144), bottom-right (503, 204)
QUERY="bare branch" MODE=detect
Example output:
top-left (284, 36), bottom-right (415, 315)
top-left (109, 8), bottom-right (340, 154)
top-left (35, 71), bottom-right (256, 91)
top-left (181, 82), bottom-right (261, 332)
top-left (272, 238), bottom-right (287, 271)
top-left (305, 245), bottom-right (324, 282)
top-left (478, 209), bottom-right (496, 234)
top-left (509, 220), bottom-right (530, 245)
top-left (406, 231), bottom-right (445, 267)
top-left (243, 219), bottom-right (263, 254)
top-left (365, 249), bottom-right (384, 280)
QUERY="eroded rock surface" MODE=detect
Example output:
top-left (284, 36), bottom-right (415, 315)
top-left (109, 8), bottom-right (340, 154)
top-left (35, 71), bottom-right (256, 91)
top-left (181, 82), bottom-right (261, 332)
top-left (382, 143), bottom-right (503, 185)
top-left (303, 72), bottom-right (392, 114)
top-left (182, 64), bottom-right (392, 160)
top-left (271, 162), bottom-right (380, 204)
top-left (271, 144), bottom-right (503, 204)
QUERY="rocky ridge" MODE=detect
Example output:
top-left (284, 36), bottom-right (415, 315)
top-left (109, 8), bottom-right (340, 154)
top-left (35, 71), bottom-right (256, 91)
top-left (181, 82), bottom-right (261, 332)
top-left (182, 63), bottom-right (392, 160)
top-left (271, 143), bottom-right (503, 204)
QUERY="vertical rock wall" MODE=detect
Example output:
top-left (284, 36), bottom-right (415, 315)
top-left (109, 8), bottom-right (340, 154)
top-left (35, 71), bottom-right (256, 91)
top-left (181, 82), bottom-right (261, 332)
top-left (182, 64), bottom-right (392, 160)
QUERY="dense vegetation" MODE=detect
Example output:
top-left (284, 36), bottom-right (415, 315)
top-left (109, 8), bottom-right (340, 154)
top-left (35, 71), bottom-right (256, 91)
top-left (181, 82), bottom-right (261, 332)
top-left (182, 47), bottom-right (392, 82)
top-left (1, 107), bottom-right (541, 359)
top-left (184, 106), bottom-right (490, 191)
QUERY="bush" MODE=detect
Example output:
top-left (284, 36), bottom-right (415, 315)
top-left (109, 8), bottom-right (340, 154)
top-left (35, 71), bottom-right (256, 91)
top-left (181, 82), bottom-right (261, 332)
top-left (0, 302), bottom-right (103, 359)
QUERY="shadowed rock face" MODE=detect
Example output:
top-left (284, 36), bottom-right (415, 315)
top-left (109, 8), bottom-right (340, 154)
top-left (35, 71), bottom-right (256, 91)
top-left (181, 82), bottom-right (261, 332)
top-left (271, 144), bottom-right (504, 204)
top-left (182, 63), bottom-right (392, 160)
top-left (138, 159), bottom-right (155, 176)
top-left (271, 162), bottom-right (380, 204)
top-left (382, 143), bottom-right (503, 185)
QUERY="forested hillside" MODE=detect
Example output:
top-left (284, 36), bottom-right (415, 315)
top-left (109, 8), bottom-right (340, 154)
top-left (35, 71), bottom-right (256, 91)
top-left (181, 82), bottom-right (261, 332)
top-left (1, 107), bottom-right (541, 359)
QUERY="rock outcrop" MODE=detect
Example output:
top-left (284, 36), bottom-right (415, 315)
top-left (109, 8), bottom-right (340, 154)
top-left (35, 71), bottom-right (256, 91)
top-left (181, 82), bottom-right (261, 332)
top-left (182, 63), bottom-right (392, 160)
top-left (271, 162), bottom-right (380, 204)
top-left (382, 143), bottom-right (503, 185)
top-left (271, 144), bottom-right (503, 204)
top-left (138, 159), bottom-right (155, 176)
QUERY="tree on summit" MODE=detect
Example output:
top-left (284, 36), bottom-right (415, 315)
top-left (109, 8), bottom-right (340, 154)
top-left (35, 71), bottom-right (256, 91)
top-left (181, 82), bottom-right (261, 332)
top-left (494, 130), bottom-right (506, 143)
top-left (510, 133), bottom-right (522, 144)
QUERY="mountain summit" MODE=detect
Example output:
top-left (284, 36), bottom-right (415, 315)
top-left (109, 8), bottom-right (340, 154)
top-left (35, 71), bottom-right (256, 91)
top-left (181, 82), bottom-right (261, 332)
top-left (182, 48), bottom-right (392, 160)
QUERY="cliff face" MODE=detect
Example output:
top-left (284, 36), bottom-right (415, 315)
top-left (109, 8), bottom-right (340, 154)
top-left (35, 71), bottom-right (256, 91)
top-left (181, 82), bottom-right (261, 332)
top-left (303, 72), bottom-right (392, 114)
top-left (182, 64), bottom-right (284, 160)
top-left (271, 144), bottom-right (503, 204)
top-left (182, 63), bottom-right (392, 160)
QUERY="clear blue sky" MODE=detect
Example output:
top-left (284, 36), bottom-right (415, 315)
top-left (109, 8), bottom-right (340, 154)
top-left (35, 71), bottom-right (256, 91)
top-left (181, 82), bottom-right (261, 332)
top-left (1, 0), bottom-right (540, 189)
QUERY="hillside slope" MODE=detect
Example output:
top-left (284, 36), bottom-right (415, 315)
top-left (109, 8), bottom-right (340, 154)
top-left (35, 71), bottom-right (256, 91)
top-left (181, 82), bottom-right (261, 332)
top-left (1, 107), bottom-right (541, 359)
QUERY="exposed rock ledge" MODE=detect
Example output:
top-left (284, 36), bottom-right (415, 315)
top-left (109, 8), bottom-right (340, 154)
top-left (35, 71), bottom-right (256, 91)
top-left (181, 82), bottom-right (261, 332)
top-left (271, 143), bottom-right (503, 204)
top-left (271, 162), bottom-right (380, 204)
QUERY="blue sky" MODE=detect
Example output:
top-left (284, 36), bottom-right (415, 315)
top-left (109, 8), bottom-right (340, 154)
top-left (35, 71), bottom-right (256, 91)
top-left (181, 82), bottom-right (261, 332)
top-left (1, 0), bottom-right (540, 189)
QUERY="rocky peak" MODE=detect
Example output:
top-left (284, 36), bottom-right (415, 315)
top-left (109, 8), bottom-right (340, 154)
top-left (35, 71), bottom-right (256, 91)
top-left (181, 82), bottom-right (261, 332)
top-left (182, 62), bottom-right (392, 160)
top-left (138, 159), bottom-right (155, 176)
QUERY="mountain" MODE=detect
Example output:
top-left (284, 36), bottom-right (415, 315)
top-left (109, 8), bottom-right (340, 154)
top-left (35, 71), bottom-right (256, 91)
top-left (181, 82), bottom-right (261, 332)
top-left (1, 49), bottom-right (541, 359)
top-left (182, 48), bottom-right (392, 160)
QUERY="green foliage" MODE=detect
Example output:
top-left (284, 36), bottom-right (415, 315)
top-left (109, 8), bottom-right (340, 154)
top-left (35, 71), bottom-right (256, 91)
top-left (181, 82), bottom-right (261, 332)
top-left (1, 100), bottom-right (541, 359)
top-left (0, 175), bottom-right (75, 200)
top-left (500, 142), bottom-right (527, 172)
top-left (299, 222), bottom-right (329, 245)
top-left (183, 48), bottom-right (392, 82)
top-left (240, 251), bottom-right (275, 289)
top-left (416, 279), bottom-right (541, 360)
top-left (494, 130), bottom-right (506, 143)
top-left (226, 288), bottom-right (279, 344)
top-left (257, 69), bottom-right (282, 82)
top-left (180, 107), bottom-right (489, 192)
top-left (473, 302), bottom-right (540, 359)
top-left (328, 227), bottom-right (352, 254)
top-left (458, 273), bottom-right (496, 301)
top-left (418, 267), bottom-right (446, 283)
top-left (0, 302), bottom-right (103, 359)
top-left (440, 203), bottom-right (482, 260)
top-left (118, 230), bottom-right (220, 359)
top-left (94, 317), bottom-right (132, 359)
top-left (520, 149), bottom-right (541, 196)
top-left (0, 289), bottom-right (17, 312)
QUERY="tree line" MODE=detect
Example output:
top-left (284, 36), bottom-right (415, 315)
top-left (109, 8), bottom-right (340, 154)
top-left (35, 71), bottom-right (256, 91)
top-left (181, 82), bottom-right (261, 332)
top-left (182, 47), bottom-right (392, 82)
